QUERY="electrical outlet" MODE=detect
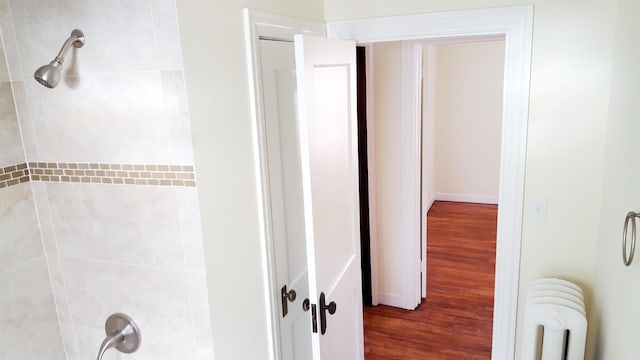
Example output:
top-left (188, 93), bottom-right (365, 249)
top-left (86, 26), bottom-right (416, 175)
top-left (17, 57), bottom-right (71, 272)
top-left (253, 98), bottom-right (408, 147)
top-left (528, 197), bottom-right (547, 222)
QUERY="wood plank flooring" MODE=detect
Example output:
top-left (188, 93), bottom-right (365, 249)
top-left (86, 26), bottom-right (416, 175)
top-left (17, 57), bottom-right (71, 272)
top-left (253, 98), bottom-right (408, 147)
top-left (364, 201), bottom-right (498, 359)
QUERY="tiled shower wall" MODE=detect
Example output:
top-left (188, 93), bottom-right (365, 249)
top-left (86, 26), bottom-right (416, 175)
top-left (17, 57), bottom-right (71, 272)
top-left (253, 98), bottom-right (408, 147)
top-left (0, 49), bottom-right (65, 359)
top-left (0, 1), bottom-right (213, 359)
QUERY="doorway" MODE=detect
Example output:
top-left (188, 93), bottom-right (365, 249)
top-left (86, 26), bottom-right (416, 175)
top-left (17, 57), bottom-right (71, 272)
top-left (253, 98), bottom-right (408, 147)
top-left (361, 37), bottom-right (505, 304)
top-left (244, 6), bottom-right (533, 360)
top-left (360, 38), bottom-right (504, 357)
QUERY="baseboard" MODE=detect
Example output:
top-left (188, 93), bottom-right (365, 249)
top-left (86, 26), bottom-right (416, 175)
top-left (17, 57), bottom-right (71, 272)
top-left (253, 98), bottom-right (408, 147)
top-left (434, 193), bottom-right (498, 205)
top-left (378, 293), bottom-right (404, 308)
top-left (425, 196), bottom-right (436, 213)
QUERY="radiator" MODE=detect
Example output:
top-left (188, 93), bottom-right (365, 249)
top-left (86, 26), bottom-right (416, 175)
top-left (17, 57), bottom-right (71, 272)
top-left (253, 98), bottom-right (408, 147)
top-left (521, 278), bottom-right (587, 360)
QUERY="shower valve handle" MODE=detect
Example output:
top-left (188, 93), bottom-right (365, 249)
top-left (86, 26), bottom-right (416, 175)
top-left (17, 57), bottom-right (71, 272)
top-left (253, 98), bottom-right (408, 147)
top-left (95, 313), bottom-right (142, 360)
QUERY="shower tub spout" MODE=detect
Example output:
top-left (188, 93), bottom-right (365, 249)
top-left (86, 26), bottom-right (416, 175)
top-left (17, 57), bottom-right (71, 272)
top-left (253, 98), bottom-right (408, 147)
top-left (96, 313), bottom-right (142, 360)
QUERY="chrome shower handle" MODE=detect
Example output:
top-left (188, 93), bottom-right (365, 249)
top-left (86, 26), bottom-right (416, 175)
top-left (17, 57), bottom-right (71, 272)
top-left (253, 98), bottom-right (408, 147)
top-left (96, 332), bottom-right (123, 360)
top-left (96, 313), bottom-right (142, 360)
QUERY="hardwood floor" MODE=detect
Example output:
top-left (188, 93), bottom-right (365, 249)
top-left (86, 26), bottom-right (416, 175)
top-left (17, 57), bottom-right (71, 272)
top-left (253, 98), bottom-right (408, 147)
top-left (364, 201), bottom-right (497, 359)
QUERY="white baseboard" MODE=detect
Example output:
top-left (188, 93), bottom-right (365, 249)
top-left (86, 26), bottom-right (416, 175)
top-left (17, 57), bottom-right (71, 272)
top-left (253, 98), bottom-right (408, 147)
top-left (424, 196), bottom-right (436, 213)
top-left (434, 193), bottom-right (498, 205)
top-left (378, 293), bottom-right (404, 308)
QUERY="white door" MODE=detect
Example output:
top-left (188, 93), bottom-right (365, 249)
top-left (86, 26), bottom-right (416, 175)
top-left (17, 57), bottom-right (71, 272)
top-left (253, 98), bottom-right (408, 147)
top-left (259, 39), bottom-right (313, 359)
top-left (294, 34), bottom-right (364, 360)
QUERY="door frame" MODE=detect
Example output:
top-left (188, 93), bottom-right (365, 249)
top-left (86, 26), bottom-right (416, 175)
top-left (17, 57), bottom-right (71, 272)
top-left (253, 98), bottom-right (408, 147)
top-left (243, 10), bottom-right (325, 360)
top-left (245, 5), bottom-right (533, 360)
top-left (328, 6), bottom-right (533, 359)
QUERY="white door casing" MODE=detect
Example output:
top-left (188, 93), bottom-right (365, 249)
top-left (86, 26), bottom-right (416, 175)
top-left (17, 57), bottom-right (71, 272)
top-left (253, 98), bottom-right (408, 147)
top-left (243, 10), bottom-right (325, 360)
top-left (294, 34), bottom-right (365, 360)
top-left (260, 39), bottom-right (313, 360)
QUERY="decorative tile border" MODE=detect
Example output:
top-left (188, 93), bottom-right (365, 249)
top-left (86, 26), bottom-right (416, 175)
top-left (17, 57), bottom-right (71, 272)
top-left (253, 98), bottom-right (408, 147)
top-left (29, 162), bottom-right (196, 187)
top-left (0, 163), bottom-right (30, 189)
top-left (0, 162), bottom-right (196, 189)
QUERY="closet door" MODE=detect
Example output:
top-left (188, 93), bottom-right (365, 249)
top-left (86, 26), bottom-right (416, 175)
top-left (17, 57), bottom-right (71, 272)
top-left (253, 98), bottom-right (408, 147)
top-left (260, 39), bottom-right (312, 360)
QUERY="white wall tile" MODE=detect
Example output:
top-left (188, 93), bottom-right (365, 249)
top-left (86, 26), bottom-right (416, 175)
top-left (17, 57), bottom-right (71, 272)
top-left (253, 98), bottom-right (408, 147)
top-left (150, 0), bottom-right (183, 69)
top-left (0, 256), bottom-right (64, 357)
top-left (187, 272), bottom-right (214, 351)
top-left (0, 183), bottom-right (44, 273)
top-left (0, 0), bottom-right (24, 81)
top-left (0, 81), bottom-right (25, 166)
top-left (25, 71), bottom-right (194, 163)
top-left (0, 322), bottom-right (66, 360)
top-left (175, 186), bottom-right (206, 273)
top-left (9, 0), bottom-right (158, 80)
top-left (0, 47), bottom-right (9, 82)
top-left (47, 255), bottom-right (77, 360)
top-left (12, 80), bottom-right (40, 161)
top-left (162, 69), bottom-right (195, 164)
top-left (61, 257), bottom-right (197, 359)
top-left (58, 322), bottom-right (78, 360)
top-left (46, 255), bottom-right (72, 324)
top-left (30, 181), bottom-right (57, 254)
top-left (48, 183), bottom-right (185, 269)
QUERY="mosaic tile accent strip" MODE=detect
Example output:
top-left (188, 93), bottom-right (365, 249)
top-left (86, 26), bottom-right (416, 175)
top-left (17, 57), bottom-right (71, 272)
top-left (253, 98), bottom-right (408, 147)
top-left (0, 163), bottom-right (30, 189)
top-left (28, 162), bottom-right (196, 187)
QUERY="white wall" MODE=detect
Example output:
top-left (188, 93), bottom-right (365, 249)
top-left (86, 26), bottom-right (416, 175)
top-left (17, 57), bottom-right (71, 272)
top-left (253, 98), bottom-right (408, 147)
top-left (593, 0), bottom-right (640, 358)
top-left (175, 1), bottom-right (325, 359)
top-left (370, 41), bottom-right (404, 306)
top-left (432, 41), bottom-right (504, 203)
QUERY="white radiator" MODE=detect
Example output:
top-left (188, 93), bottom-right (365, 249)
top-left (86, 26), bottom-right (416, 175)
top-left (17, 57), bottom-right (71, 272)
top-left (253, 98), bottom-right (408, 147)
top-left (521, 278), bottom-right (587, 360)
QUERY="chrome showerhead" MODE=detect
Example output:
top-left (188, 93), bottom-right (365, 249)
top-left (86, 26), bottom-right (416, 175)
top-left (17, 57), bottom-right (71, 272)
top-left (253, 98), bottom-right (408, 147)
top-left (33, 29), bottom-right (85, 89)
top-left (34, 60), bottom-right (63, 88)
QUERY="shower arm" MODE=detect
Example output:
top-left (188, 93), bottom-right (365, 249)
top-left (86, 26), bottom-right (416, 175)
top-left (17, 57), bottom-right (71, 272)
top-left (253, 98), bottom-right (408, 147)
top-left (52, 29), bottom-right (85, 65)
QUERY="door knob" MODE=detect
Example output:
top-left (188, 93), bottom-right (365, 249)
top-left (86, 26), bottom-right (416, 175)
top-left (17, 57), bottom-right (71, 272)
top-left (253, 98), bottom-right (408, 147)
top-left (319, 292), bottom-right (337, 335)
top-left (281, 285), bottom-right (297, 317)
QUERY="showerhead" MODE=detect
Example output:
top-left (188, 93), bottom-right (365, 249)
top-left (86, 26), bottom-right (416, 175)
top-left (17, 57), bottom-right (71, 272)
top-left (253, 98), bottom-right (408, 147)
top-left (34, 60), bottom-right (63, 89)
top-left (33, 29), bottom-right (85, 89)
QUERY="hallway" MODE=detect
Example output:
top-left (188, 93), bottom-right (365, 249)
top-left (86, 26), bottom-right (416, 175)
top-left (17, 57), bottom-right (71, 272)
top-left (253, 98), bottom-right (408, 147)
top-left (364, 201), bottom-right (497, 359)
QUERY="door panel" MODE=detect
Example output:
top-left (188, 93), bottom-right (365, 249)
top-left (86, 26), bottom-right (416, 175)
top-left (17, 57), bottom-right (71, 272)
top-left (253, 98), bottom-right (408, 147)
top-left (294, 34), bottom-right (364, 360)
top-left (259, 39), bottom-right (312, 360)
top-left (309, 65), bottom-right (355, 292)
